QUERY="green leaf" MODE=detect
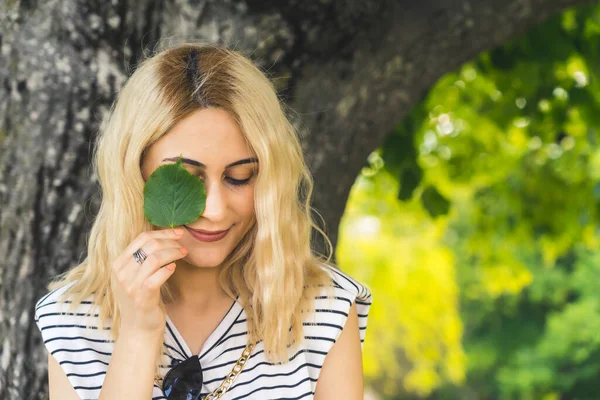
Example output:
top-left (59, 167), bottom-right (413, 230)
top-left (143, 154), bottom-right (207, 228)
top-left (398, 166), bottom-right (423, 201)
top-left (421, 186), bottom-right (450, 218)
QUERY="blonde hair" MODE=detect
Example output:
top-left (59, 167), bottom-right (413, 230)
top-left (47, 42), bottom-right (335, 378)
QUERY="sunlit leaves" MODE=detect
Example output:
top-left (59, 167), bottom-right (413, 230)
top-left (421, 186), bottom-right (450, 218)
top-left (344, 2), bottom-right (600, 398)
top-left (338, 169), bottom-right (465, 397)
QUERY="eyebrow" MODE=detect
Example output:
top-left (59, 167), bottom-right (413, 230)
top-left (162, 156), bottom-right (258, 169)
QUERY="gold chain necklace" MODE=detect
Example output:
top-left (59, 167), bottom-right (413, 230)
top-left (154, 342), bottom-right (256, 399)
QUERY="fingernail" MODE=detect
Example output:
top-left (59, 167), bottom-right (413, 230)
top-left (180, 247), bottom-right (188, 254)
top-left (174, 229), bottom-right (184, 235)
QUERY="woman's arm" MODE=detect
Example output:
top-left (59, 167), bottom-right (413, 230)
top-left (97, 329), bottom-right (163, 400)
top-left (48, 329), bottom-right (163, 400)
top-left (97, 228), bottom-right (185, 399)
top-left (48, 351), bottom-right (80, 400)
top-left (314, 301), bottom-right (364, 400)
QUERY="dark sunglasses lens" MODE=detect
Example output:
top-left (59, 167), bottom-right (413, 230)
top-left (163, 357), bottom-right (203, 399)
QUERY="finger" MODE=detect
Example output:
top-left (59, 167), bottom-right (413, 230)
top-left (116, 229), bottom-right (184, 267)
top-left (131, 247), bottom-right (187, 290)
top-left (136, 262), bottom-right (177, 305)
top-left (119, 245), bottom-right (186, 293)
top-left (113, 238), bottom-right (185, 293)
top-left (112, 248), bottom-right (179, 309)
top-left (134, 238), bottom-right (185, 262)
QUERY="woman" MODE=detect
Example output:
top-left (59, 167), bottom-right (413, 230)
top-left (34, 42), bottom-right (372, 400)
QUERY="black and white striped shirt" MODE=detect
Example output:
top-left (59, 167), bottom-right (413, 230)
top-left (34, 263), bottom-right (372, 399)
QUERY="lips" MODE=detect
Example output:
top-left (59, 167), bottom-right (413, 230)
top-left (184, 225), bottom-right (231, 242)
top-left (185, 226), bottom-right (228, 235)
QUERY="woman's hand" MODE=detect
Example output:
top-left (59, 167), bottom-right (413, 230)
top-left (111, 228), bottom-right (187, 335)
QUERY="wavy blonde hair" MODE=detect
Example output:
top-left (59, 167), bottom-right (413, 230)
top-left (46, 42), bottom-right (335, 378)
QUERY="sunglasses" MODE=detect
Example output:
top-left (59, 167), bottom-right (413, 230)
top-left (159, 341), bottom-right (256, 399)
top-left (162, 356), bottom-right (204, 400)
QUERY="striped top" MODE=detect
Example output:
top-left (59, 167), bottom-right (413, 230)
top-left (34, 264), bottom-right (372, 400)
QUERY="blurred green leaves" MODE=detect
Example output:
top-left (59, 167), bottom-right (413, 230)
top-left (421, 186), bottom-right (450, 218)
top-left (339, 3), bottom-right (600, 399)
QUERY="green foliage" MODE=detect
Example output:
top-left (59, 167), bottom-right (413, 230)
top-left (338, 3), bottom-right (600, 399)
top-left (421, 186), bottom-right (450, 218)
top-left (338, 166), bottom-right (465, 397)
top-left (143, 154), bottom-right (207, 228)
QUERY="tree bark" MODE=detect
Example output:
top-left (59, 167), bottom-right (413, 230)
top-left (0, 0), bottom-right (594, 398)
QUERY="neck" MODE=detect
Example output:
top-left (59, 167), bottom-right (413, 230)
top-left (165, 259), bottom-right (231, 312)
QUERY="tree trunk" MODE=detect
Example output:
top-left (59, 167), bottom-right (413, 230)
top-left (0, 0), bottom-right (593, 398)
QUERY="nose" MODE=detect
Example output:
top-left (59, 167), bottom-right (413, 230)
top-left (201, 179), bottom-right (227, 222)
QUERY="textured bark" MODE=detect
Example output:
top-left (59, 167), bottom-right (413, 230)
top-left (0, 0), bottom-right (594, 398)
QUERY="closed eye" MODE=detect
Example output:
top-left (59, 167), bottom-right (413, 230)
top-left (194, 173), bottom-right (254, 187)
top-left (225, 176), bottom-right (252, 186)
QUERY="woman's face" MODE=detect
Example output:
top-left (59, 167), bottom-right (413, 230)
top-left (141, 107), bottom-right (257, 268)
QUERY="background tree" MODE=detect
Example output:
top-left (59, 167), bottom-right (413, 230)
top-left (338, 3), bottom-right (600, 398)
top-left (0, 0), bottom-right (595, 398)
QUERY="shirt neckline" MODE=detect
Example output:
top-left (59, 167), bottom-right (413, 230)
top-left (164, 296), bottom-right (243, 362)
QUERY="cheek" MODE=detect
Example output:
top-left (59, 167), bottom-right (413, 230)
top-left (233, 190), bottom-right (255, 219)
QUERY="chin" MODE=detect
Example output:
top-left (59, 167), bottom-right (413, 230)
top-left (183, 255), bottom-right (225, 269)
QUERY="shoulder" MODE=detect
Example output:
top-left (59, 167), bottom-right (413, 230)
top-left (318, 263), bottom-right (372, 306)
top-left (34, 280), bottom-right (100, 330)
top-left (34, 281), bottom-right (77, 316)
top-left (305, 263), bottom-right (373, 349)
top-left (34, 281), bottom-right (113, 399)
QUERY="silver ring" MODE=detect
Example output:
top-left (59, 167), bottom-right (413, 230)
top-left (133, 248), bottom-right (148, 266)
